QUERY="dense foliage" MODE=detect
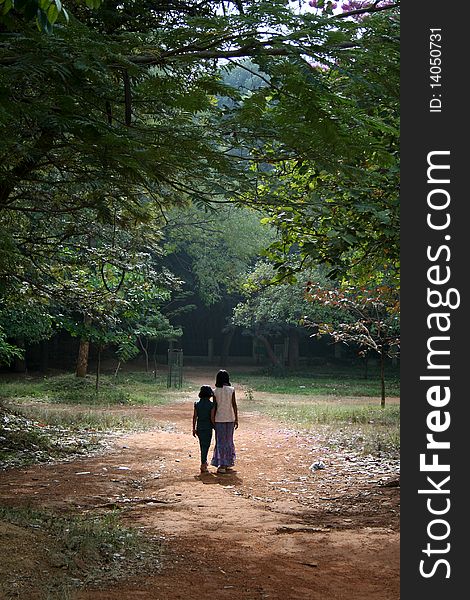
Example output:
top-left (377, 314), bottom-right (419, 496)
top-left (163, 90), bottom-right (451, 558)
top-left (0, 0), bottom-right (400, 366)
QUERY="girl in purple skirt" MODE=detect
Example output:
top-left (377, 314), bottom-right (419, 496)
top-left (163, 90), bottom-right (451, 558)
top-left (211, 369), bottom-right (238, 474)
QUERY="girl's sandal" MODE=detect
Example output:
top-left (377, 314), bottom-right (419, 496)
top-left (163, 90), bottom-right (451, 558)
top-left (217, 467), bottom-right (226, 474)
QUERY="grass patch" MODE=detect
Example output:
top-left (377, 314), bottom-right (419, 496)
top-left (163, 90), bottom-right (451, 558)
top-left (113, 371), bottom-right (191, 405)
top-left (46, 374), bottom-right (132, 405)
top-left (15, 405), bottom-right (157, 432)
top-left (0, 506), bottom-right (161, 599)
top-left (0, 371), bottom-right (190, 406)
top-left (0, 378), bottom-right (49, 400)
top-left (232, 365), bottom-right (400, 398)
top-left (254, 401), bottom-right (400, 425)
top-left (0, 408), bottom-right (103, 469)
top-left (246, 395), bottom-right (400, 459)
top-left (0, 404), bottom-right (156, 470)
top-left (314, 422), bottom-right (399, 458)
top-left (0, 371), bottom-right (181, 469)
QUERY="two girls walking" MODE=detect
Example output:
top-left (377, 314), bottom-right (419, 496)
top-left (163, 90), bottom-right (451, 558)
top-left (192, 369), bottom-right (238, 474)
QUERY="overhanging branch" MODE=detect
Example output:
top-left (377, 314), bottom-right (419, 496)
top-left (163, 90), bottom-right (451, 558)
top-left (335, 2), bottom-right (400, 20)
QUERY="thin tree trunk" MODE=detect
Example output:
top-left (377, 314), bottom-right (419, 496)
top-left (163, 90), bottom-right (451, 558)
top-left (76, 316), bottom-right (91, 378)
top-left (153, 341), bottom-right (158, 380)
top-left (95, 345), bottom-right (102, 393)
top-left (220, 328), bottom-right (235, 368)
top-left (138, 336), bottom-right (149, 372)
top-left (288, 329), bottom-right (300, 369)
top-left (256, 334), bottom-right (283, 368)
top-left (380, 352), bottom-right (386, 407)
top-left (363, 354), bottom-right (369, 380)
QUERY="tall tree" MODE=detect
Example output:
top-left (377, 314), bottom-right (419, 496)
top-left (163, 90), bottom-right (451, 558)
top-left (1, 0), bottom-right (400, 368)
top-left (231, 261), bottom-right (337, 368)
top-left (242, 8), bottom-right (400, 286)
top-left (163, 203), bottom-right (274, 363)
top-left (305, 282), bottom-right (400, 405)
top-left (163, 204), bottom-right (274, 304)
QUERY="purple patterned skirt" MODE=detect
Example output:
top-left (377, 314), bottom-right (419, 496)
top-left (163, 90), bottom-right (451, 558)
top-left (211, 422), bottom-right (236, 467)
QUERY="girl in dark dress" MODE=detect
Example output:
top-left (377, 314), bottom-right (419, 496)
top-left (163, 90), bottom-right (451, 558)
top-left (192, 385), bottom-right (215, 473)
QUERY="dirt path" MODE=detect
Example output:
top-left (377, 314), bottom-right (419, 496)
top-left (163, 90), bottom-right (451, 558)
top-left (0, 373), bottom-right (400, 600)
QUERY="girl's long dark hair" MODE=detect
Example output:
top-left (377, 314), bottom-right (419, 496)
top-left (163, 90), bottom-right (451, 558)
top-left (215, 369), bottom-right (230, 388)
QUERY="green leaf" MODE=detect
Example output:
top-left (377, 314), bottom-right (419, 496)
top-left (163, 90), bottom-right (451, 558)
top-left (47, 3), bottom-right (58, 24)
top-left (1, 0), bottom-right (13, 16)
top-left (342, 233), bottom-right (357, 245)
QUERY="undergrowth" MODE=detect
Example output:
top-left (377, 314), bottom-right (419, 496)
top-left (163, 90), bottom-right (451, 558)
top-left (0, 506), bottom-right (162, 599)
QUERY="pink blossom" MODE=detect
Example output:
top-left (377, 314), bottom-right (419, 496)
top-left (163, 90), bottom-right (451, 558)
top-left (308, 0), bottom-right (396, 15)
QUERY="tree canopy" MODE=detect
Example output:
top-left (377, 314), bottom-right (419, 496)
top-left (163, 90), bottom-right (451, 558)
top-left (0, 0), bottom-right (400, 364)
top-left (241, 8), bottom-right (400, 286)
top-left (231, 260), bottom-right (339, 367)
top-left (163, 204), bottom-right (274, 305)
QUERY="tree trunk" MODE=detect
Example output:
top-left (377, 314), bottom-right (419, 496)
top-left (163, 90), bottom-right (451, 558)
top-left (208, 338), bottom-right (214, 363)
top-left (380, 352), bottom-right (386, 407)
top-left (76, 316), bottom-right (91, 378)
top-left (220, 328), bottom-right (235, 368)
top-left (138, 336), bottom-right (149, 372)
top-left (256, 334), bottom-right (283, 368)
top-left (76, 339), bottom-right (90, 378)
top-left (95, 345), bottom-right (102, 393)
top-left (153, 341), bottom-right (158, 379)
top-left (288, 329), bottom-right (300, 369)
top-left (363, 354), bottom-right (369, 380)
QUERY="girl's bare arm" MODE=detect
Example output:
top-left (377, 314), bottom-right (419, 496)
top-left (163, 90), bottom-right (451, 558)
top-left (232, 391), bottom-right (239, 429)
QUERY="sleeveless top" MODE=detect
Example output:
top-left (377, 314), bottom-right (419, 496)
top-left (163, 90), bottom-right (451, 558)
top-left (194, 398), bottom-right (213, 431)
top-left (213, 385), bottom-right (235, 422)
